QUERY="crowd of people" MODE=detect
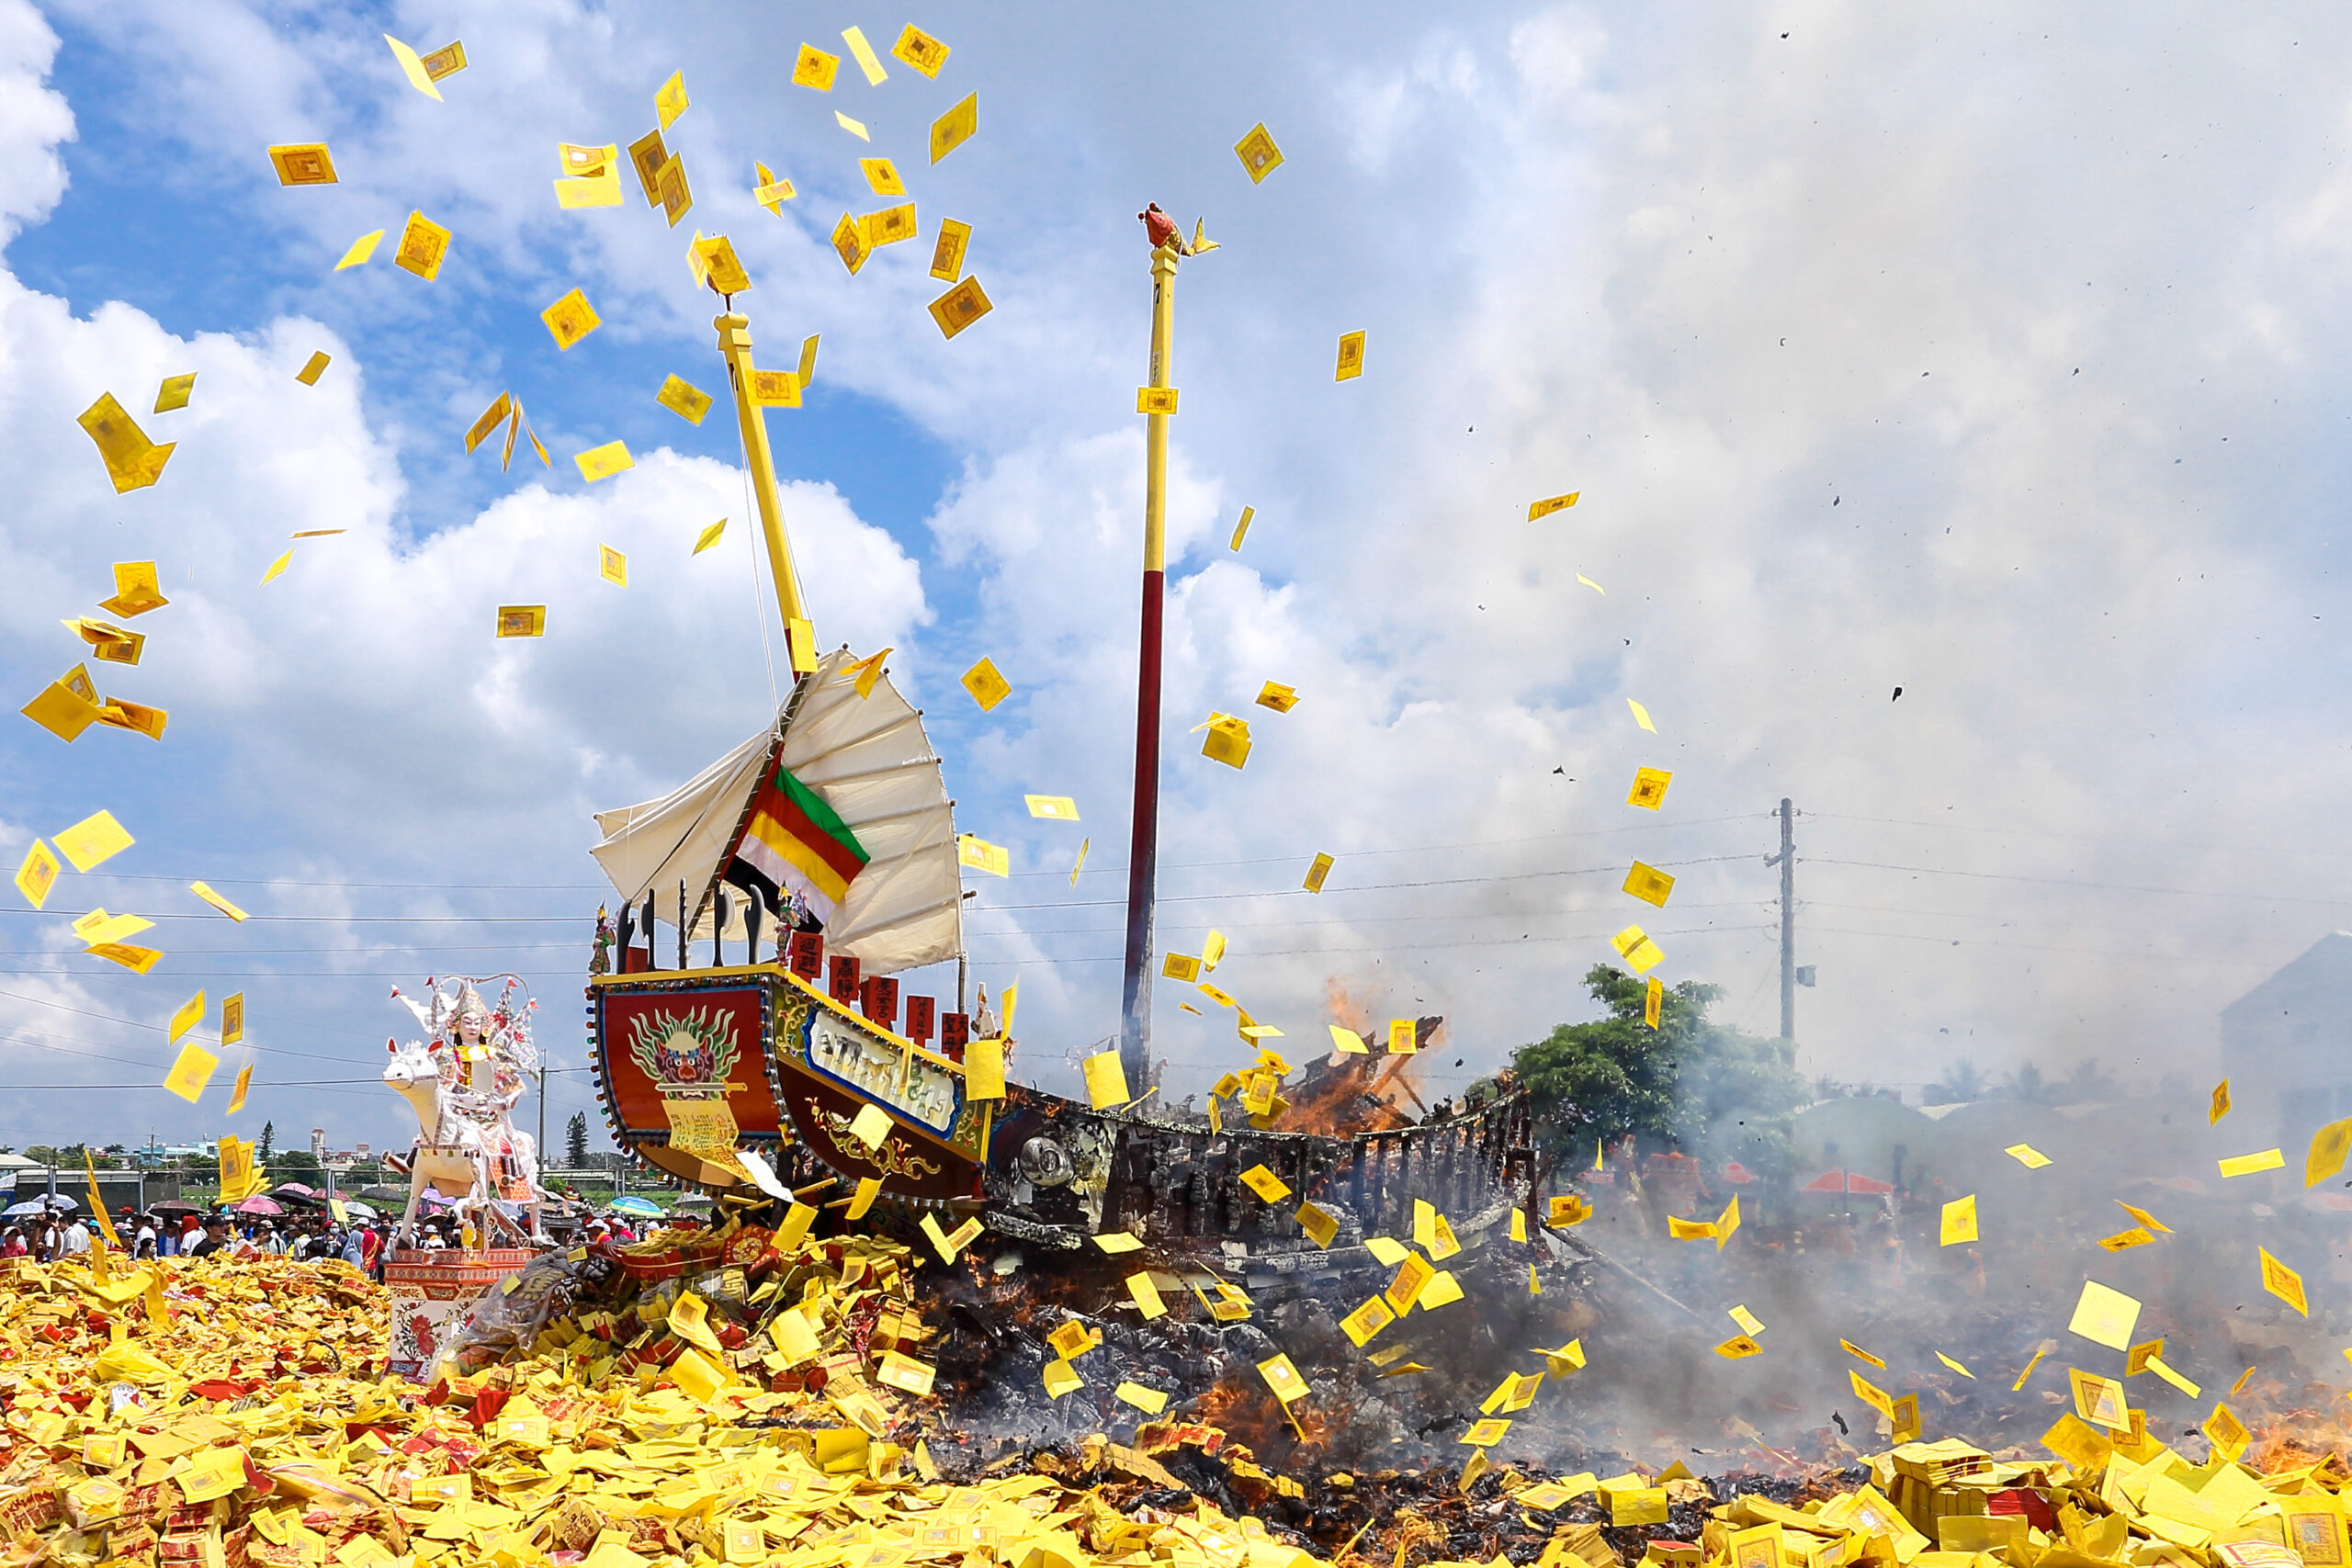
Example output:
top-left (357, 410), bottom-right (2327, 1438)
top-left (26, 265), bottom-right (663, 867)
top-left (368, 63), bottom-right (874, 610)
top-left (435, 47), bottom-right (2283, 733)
top-left (0, 1202), bottom-right (665, 1280)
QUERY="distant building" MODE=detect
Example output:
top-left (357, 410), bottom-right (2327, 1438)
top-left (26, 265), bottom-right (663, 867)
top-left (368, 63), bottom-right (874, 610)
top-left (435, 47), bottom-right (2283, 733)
top-left (2219, 931), bottom-right (2352, 1139)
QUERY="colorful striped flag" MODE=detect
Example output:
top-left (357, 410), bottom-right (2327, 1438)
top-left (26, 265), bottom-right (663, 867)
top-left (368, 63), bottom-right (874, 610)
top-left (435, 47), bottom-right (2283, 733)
top-left (724, 760), bottom-right (870, 923)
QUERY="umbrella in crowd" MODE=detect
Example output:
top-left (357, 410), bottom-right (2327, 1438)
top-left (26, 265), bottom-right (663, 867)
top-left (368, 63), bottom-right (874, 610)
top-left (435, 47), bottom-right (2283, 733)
top-left (230, 1195), bottom-right (282, 1216)
top-left (606, 1195), bottom-right (663, 1217)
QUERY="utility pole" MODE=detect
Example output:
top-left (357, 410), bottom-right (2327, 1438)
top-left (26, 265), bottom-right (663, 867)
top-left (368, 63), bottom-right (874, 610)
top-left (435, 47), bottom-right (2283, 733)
top-left (1767, 798), bottom-right (1797, 1041)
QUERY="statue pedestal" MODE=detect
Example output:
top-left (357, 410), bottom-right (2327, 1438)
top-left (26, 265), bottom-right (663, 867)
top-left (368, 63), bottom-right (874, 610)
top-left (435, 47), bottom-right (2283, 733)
top-left (384, 1247), bottom-right (535, 1381)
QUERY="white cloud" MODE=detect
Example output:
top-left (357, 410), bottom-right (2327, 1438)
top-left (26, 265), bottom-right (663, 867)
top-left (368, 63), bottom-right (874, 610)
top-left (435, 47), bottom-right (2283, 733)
top-left (8, 0), bottom-right (2352, 1143)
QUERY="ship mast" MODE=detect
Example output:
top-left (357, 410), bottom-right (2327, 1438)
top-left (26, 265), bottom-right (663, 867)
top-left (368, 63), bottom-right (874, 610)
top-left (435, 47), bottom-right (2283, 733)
top-left (714, 310), bottom-right (812, 667)
top-left (1119, 229), bottom-right (1183, 1093)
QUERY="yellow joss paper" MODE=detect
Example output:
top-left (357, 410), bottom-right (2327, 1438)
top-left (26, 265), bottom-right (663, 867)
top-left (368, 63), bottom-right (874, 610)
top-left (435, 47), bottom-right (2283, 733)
top-left (15, 840), bottom-right (61, 908)
top-left (846, 1102), bottom-right (891, 1150)
top-left (1115, 1381), bottom-right (1169, 1415)
top-left (1335, 330), bottom-right (1365, 380)
top-left (294, 351), bottom-right (331, 386)
top-left (575, 440), bottom-right (634, 482)
top-left (55, 810), bottom-right (133, 872)
top-left (2211, 1077), bottom-right (2232, 1123)
top-left (1258, 1353), bottom-right (1310, 1404)
top-left (1528, 492), bottom-right (1579, 520)
top-left (892, 24), bottom-right (948, 75)
top-left (166, 988), bottom-right (206, 1044)
top-left (1627, 697), bottom-right (1657, 732)
top-left (1304, 852), bottom-right (1334, 892)
top-left (2007, 1143), bottom-right (2052, 1168)
top-left (258, 548), bottom-right (295, 586)
top-left (1296, 1201), bottom-right (1340, 1248)
top-left (792, 44), bottom-right (838, 89)
top-left (267, 142), bottom-right (337, 186)
top-left (1623, 861), bottom-right (1675, 908)
top-left (1841, 1339), bottom-right (1885, 1370)
top-left (1611, 923), bottom-right (1665, 975)
top-left (1645, 976), bottom-right (1663, 1028)
top-left (77, 393), bottom-right (175, 493)
top-left (2013, 1345), bottom-right (2052, 1390)
top-left (495, 605), bottom-right (547, 637)
top-left (1091, 1230), bottom-right (1142, 1255)
top-left (2098, 1227), bottom-right (2153, 1252)
top-left (1340, 1297), bottom-right (1394, 1346)
top-left (1716, 1335), bottom-right (1763, 1359)
top-left (1234, 122), bottom-right (1283, 183)
top-left (334, 230), bottom-right (383, 269)
top-left (2145, 1354), bottom-right (2200, 1399)
top-left (1940, 1193), bottom-right (1978, 1247)
top-left (1548, 1194), bottom-right (1590, 1226)
top-left (541, 287), bottom-right (601, 349)
top-left (963, 1037), bottom-right (1004, 1100)
top-left (383, 33), bottom-right (444, 100)
top-left (1666, 1215), bottom-right (1716, 1241)
top-left (1937, 1351), bottom-right (1974, 1379)
top-left (1715, 1195), bottom-right (1740, 1250)
top-left (394, 210), bottom-right (450, 279)
top-left (845, 1176), bottom-right (881, 1219)
top-left (1729, 1304), bottom-right (1765, 1337)
top-left (1042, 1359), bottom-right (1083, 1399)
top-left (600, 545), bottom-right (628, 587)
top-left (1125, 1271), bottom-right (1165, 1320)
top-left (100, 560), bottom-right (167, 617)
top-left (1329, 1023), bottom-right (1367, 1055)
top-left (153, 372), bottom-right (195, 413)
top-left (1026, 794), bottom-right (1080, 819)
top-left (961, 657), bottom-right (1011, 710)
top-left (1849, 1370), bottom-right (1894, 1418)
top-left (2262, 1247), bottom-right (2310, 1315)
top-left (931, 93), bottom-right (977, 164)
top-left (2205, 1403), bottom-right (2251, 1462)
top-left (164, 1041), bottom-right (219, 1103)
top-left (926, 278), bottom-right (992, 343)
top-left (2307, 1116), bottom-right (2352, 1187)
top-left (2068, 1279), bottom-right (2143, 1351)
top-left (652, 378), bottom-right (714, 430)
top-left (2219, 1147), bottom-right (2283, 1177)
top-left (1161, 952), bottom-right (1201, 982)
top-left (1238, 1164), bottom-right (1291, 1202)
top-left (227, 1064), bottom-right (253, 1114)
top-left (1628, 767), bottom-right (1671, 809)
top-left (1082, 1050), bottom-right (1130, 1110)
top-left (2116, 1200), bottom-right (2170, 1233)
top-left (654, 70), bottom-right (689, 130)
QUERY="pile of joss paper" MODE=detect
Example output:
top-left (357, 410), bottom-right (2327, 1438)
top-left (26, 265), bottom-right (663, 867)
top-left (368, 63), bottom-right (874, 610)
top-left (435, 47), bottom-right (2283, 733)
top-left (0, 1226), bottom-right (1321, 1568)
top-left (2, 1230), bottom-right (2345, 1568)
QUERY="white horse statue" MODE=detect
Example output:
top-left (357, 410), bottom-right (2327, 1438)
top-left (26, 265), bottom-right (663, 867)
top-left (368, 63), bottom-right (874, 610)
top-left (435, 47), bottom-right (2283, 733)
top-left (383, 1036), bottom-right (549, 1246)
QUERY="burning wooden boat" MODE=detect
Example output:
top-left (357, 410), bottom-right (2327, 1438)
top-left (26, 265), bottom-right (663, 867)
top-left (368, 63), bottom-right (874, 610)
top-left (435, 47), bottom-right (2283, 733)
top-left (585, 265), bottom-right (1535, 1262)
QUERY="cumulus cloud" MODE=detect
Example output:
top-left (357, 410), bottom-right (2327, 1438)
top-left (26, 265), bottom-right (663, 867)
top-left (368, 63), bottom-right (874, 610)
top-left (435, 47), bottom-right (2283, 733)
top-left (6, 0), bottom-right (2352, 1149)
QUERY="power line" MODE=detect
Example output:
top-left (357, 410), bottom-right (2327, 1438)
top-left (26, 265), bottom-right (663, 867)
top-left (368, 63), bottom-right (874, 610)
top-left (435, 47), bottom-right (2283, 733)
top-left (1804, 856), bottom-right (2352, 908)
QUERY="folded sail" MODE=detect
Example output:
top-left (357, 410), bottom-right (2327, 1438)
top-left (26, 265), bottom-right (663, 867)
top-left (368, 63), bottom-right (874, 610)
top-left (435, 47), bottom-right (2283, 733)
top-left (589, 647), bottom-right (962, 975)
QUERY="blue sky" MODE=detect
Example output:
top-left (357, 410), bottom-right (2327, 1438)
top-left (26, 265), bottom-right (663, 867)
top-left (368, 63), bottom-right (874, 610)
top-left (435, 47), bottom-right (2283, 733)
top-left (7, 0), bottom-right (2352, 1159)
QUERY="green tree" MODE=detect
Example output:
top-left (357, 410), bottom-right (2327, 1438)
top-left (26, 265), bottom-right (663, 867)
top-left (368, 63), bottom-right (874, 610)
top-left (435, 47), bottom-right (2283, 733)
top-left (1512, 965), bottom-right (1809, 1176)
top-left (1924, 1059), bottom-right (1987, 1105)
top-left (257, 1122), bottom-right (275, 1161)
top-left (566, 1111), bottom-right (590, 1168)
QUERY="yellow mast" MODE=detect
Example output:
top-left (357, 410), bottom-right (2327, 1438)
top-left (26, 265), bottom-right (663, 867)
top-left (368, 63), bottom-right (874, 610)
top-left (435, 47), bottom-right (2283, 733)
top-left (714, 311), bottom-right (812, 667)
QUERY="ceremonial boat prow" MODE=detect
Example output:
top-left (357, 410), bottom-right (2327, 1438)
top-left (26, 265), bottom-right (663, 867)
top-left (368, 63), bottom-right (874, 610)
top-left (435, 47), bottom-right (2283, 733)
top-left (585, 273), bottom-right (1535, 1253)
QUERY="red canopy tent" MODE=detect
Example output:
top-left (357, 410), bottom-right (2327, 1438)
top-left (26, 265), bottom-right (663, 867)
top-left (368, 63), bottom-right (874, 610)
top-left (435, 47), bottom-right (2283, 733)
top-left (1798, 1169), bottom-right (1894, 1196)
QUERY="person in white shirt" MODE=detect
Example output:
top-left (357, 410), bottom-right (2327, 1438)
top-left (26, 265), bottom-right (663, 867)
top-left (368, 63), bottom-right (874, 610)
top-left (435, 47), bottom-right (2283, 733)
top-left (133, 1219), bottom-right (157, 1259)
top-left (59, 1219), bottom-right (90, 1256)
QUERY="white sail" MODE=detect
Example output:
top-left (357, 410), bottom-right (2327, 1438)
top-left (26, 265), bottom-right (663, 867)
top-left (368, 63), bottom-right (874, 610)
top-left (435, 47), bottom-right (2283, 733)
top-left (589, 647), bottom-right (964, 976)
